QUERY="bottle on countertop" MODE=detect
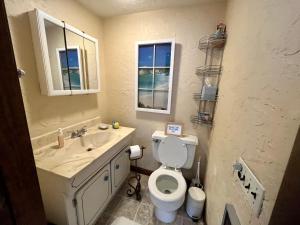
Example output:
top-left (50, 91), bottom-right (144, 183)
top-left (57, 128), bottom-right (64, 148)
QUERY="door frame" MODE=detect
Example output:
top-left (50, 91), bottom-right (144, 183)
top-left (0, 1), bottom-right (46, 224)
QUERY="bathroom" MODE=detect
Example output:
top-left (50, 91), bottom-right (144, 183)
top-left (0, 0), bottom-right (299, 225)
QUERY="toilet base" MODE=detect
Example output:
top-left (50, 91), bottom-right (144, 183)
top-left (154, 207), bottom-right (177, 223)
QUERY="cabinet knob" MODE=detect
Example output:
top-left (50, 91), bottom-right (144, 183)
top-left (104, 175), bottom-right (109, 181)
top-left (115, 164), bottom-right (120, 169)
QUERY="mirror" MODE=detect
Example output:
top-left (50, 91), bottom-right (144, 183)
top-left (30, 9), bottom-right (100, 96)
top-left (65, 28), bottom-right (85, 92)
top-left (84, 37), bottom-right (99, 91)
top-left (44, 19), bottom-right (70, 91)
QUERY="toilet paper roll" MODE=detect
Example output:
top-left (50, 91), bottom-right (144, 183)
top-left (129, 145), bottom-right (142, 159)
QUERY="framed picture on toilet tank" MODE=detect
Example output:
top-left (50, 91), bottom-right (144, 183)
top-left (165, 123), bottom-right (183, 136)
top-left (135, 39), bottom-right (175, 114)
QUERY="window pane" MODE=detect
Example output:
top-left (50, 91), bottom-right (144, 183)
top-left (155, 43), bottom-right (171, 67)
top-left (67, 49), bottom-right (79, 68)
top-left (154, 91), bottom-right (168, 110)
top-left (138, 90), bottom-right (153, 109)
top-left (69, 69), bottom-right (81, 90)
top-left (138, 68), bottom-right (153, 89)
top-left (138, 45), bottom-right (154, 67)
top-left (154, 68), bottom-right (169, 90)
top-left (61, 69), bottom-right (70, 89)
top-left (59, 51), bottom-right (67, 69)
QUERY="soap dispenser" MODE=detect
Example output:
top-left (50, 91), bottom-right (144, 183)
top-left (57, 128), bottom-right (64, 148)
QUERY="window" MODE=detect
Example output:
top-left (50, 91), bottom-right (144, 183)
top-left (56, 46), bottom-right (83, 90)
top-left (135, 39), bottom-right (175, 114)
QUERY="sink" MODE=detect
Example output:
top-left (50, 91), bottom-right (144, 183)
top-left (33, 128), bottom-right (125, 175)
top-left (80, 131), bottom-right (114, 150)
top-left (62, 131), bottom-right (115, 154)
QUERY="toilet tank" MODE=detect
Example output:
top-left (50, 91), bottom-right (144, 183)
top-left (151, 131), bottom-right (198, 169)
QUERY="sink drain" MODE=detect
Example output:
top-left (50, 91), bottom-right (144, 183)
top-left (86, 147), bottom-right (93, 152)
top-left (164, 189), bottom-right (171, 194)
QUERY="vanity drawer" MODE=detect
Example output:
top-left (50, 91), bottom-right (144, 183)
top-left (75, 164), bottom-right (111, 225)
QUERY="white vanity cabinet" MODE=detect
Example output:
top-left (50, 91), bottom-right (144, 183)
top-left (37, 143), bottom-right (131, 225)
top-left (29, 9), bottom-right (100, 96)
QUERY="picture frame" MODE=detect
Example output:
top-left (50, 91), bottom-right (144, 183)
top-left (135, 39), bottom-right (175, 114)
top-left (165, 122), bottom-right (183, 136)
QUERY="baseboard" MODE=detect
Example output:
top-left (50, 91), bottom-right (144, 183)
top-left (130, 165), bottom-right (153, 176)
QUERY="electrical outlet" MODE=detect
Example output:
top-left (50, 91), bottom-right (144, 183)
top-left (234, 157), bottom-right (265, 217)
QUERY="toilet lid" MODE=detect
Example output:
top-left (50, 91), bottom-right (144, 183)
top-left (158, 135), bottom-right (187, 168)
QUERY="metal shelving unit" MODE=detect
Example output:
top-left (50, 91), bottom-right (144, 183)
top-left (191, 26), bottom-right (226, 127)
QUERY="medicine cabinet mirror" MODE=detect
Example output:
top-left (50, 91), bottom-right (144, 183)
top-left (135, 39), bottom-right (175, 114)
top-left (29, 9), bottom-right (100, 96)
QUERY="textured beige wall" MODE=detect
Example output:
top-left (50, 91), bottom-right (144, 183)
top-left (103, 3), bottom-right (226, 178)
top-left (205, 0), bottom-right (300, 225)
top-left (5, 0), bottom-right (107, 138)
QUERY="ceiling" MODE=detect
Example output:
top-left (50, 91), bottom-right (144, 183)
top-left (76, 0), bottom-right (225, 18)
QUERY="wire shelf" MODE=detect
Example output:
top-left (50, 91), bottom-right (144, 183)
top-left (198, 35), bottom-right (226, 50)
top-left (193, 93), bottom-right (217, 101)
top-left (191, 115), bottom-right (213, 126)
top-left (195, 65), bottom-right (222, 76)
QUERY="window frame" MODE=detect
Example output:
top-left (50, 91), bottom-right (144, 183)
top-left (135, 39), bottom-right (175, 114)
top-left (56, 46), bottom-right (84, 91)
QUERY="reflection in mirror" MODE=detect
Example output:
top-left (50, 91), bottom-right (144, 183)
top-left (44, 19), bottom-right (69, 90)
top-left (84, 38), bottom-right (98, 90)
top-left (65, 29), bottom-right (84, 90)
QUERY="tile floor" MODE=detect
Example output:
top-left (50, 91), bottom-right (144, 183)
top-left (96, 173), bottom-right (204, 225)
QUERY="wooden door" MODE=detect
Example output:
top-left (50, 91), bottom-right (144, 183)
top-left (0, 1), bottom-right (47, 225)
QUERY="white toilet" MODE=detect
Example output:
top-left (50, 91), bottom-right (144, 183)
top-left (148, 131), bottom-right (198, 223)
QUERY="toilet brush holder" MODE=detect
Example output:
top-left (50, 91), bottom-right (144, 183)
top-left (126, 146), bottom-right (145, 201)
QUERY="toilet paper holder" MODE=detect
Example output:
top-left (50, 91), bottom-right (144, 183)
top-left (125, 145), bottom-right (145, 160)
top-left (125, 145), bottom-right (145, 201)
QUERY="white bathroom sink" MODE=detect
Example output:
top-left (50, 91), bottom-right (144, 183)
top-left (33, 126), bottom-right (135, 178)
top-left (81, 131), bottom-right (115, 150)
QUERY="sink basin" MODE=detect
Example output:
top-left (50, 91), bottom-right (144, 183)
top-left (80, 131), bottom-right (114, 150)
top-left (33, 126), bottom-right (135, 178)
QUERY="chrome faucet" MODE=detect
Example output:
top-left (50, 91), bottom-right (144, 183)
top-left (70, 126), bottom-right (87, 138)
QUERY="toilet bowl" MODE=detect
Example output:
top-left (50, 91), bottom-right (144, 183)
top-left (148, 167), bottom-right (186, 223)
top-left (149, 132), bottom-right (198, 223)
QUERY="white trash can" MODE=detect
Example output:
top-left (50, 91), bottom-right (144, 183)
top-left (186, 187), bottom-right (206, 221)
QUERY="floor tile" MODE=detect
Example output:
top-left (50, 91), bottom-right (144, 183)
top-left (96, 174), bottom-right (205, 225)
top-left (112, 197), bottom-right (140, 220)
top-left (134, 203), bottom-right (154, 225)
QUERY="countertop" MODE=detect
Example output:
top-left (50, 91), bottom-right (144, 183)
top-left (33, 125), bottom-right (135, 179)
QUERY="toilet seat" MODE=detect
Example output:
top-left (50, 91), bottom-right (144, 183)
top-left (148, 167), bottom-right (186, 203)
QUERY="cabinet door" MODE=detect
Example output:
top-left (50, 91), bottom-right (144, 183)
top-left (75, 164), bottom-right (111, 225)
top-left (111, 147), bottom-right (130, 194)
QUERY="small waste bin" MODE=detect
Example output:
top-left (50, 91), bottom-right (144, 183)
top-left (186, 187), bottom-right (206, 221)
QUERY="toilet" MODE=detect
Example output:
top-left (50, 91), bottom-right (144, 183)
top-left (148, 131), bottom-right (198, 223)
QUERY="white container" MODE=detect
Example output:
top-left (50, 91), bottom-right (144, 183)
top-left (186, 187), bottom-right (206, 220)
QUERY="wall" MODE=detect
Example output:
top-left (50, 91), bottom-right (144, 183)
top-left (103, 3), bottom-right (226, 178)
top-left (205, 0), bottom-right (300, 225)
top-left (5, 0), bottom-right (107, 138)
